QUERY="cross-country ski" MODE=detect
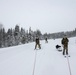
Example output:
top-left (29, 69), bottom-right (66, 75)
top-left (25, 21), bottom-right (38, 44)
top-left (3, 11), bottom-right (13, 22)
top-left (64, 55), bottom-right (70, 58)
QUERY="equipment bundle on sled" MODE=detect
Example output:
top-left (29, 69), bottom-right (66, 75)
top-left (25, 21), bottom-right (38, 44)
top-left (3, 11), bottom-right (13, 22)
top-left (55, 44), bottom-right (62, 52)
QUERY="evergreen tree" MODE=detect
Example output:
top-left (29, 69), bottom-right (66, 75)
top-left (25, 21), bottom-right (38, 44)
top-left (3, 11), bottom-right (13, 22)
top-left (2, 28), bottom-right (6, 47)
top-left (0, 24), bottom-right (3, 47)
top-left (21, 36), bottom-right (26, 44)
top-left (0, 29), bottom-right (3, 47)
top-left (20, 27), bottom-right (26, 44)
top-left (15, 25), bottom-right (19, 33)
top-left (14, 25), bottom-right (20, 45)
top-left (25, 30), bottom-right (29, 43)
top-left (0, 23), bottom-right (3, 30)
top-left (20, 27), bottom-right (25, 37)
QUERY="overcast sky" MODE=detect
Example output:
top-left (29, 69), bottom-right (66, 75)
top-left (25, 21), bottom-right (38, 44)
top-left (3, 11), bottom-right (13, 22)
top-left (0, 0), bottom-right (76, 34)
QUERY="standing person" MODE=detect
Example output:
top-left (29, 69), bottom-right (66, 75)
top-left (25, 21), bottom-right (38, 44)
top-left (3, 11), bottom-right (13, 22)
top-left (35, 36), bottom-right (41, 49)
top-left (61, 35), bottom-right (69, 55)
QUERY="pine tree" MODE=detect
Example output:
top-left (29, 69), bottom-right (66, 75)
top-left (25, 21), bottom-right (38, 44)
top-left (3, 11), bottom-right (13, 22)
top-left (0, 29), bottom-right (3, 47)
top-left (14, 25), bottom-right (20, 45)
top-left (2, 28), bottom-right (6, 47)
top-left (0, 24), bottom-right (3, 47)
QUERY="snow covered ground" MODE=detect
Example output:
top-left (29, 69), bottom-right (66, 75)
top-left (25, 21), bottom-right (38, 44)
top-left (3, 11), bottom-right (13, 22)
top-left (0, 37), bottom-right (76, 75)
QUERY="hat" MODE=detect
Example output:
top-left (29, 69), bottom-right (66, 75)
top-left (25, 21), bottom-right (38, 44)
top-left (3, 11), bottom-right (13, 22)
top-left (64, 34), bottom-right (67, 38)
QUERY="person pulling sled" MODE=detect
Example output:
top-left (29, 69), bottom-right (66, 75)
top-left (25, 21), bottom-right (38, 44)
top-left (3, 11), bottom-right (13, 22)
top-left (61, 35), bottom-right (69, 56)
top-left (34, 36), bottom-right (41, 49)
top-left (45, 37), bottom-right (48, 43)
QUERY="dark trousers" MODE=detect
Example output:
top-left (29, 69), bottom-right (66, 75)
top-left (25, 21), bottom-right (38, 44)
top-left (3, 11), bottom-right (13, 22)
top-left (35, 43), bottom-right (41, 49)
top-left (63, 45), bottom-right (68, 55)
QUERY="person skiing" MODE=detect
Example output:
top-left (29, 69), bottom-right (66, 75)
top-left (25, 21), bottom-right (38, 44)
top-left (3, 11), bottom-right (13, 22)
top-left (45, 37), bottom-right (48, 43)
top-left (35, 36), bottom-right (41, 49)
top-left (61, 35), bottom-right (69, 55)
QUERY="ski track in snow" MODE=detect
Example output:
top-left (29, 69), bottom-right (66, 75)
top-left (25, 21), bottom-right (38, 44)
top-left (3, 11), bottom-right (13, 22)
top-left (0, 37), bottom-right (76, 75)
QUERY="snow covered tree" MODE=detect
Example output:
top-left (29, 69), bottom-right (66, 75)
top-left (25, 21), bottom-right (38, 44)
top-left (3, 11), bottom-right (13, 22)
top-left (21, 36), bottom-right (26, 44)
top-left (14, 25), bottom-right (21, 45)
top-left (28, 27), bottom-right (32, 41)
top-left (15, 25), bottom-right (20, 33)
top-left (0, 29), bottom-right (3, 47)
top-left (25, 30), bottom-right (29, 43)
top-left (20, 27), bottom-right (26, 44)
top-left (20, 27), bottom-right (26, 37)
top-left (0, 24), bottom-right (4, 47)
top-left (0, 23), bottom-right (3, 30)
top-left (7, 29), bottom-right (12, 36)
top-left (2, 28), bottom-right (6, 47)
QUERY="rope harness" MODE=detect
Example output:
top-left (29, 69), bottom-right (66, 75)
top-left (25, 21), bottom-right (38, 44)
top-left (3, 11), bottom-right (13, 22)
top-left (32, 50), bottom-right (72, 75)
top-left (66, 57), bottom-right (72, 75)
top-left (32, 50), bottom-right (37, 75)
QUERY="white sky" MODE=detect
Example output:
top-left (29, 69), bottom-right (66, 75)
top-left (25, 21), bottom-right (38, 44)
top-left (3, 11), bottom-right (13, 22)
top-left (0, 0), bottom-right (76, 34)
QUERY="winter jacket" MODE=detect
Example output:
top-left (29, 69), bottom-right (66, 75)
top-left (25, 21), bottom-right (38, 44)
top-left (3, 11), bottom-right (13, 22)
top-left (35, 38), bottom-right (40, 44)
top-left (61, 37), bottom-right (69, 46)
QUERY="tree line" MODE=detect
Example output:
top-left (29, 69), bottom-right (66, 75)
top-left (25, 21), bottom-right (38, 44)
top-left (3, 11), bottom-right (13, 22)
top-left (0, 24), bottom-right (76, 48)
top-left (0, 25), bottom-right (42, 48)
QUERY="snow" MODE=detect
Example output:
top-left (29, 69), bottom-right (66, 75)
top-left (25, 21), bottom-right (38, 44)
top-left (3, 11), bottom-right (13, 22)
top-left (0, 37), bottom-right (76, 75)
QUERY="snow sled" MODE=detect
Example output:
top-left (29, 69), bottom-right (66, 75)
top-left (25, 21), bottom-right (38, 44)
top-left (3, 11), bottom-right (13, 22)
top-left (56, 45), bottom-right (62, 52)
top-left (58, 49), bottom-right (62, 52)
